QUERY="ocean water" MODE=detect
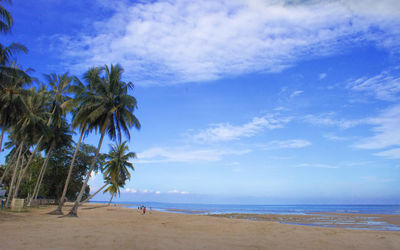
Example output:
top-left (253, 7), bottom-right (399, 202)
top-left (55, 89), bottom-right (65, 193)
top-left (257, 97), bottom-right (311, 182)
top-left (91, 201), bottom-right (400, 231)
top-left (110, 202), bottom-right (400, 215)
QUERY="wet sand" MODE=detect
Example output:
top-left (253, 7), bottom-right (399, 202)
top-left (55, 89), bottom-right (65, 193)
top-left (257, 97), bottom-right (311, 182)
top-left (0, 203), bottom-right (399, 249)
top-left (211, 212), bottom-right (400, 231)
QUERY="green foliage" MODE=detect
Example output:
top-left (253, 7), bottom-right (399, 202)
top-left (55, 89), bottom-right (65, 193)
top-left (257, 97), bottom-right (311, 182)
top-left (103, 141), bottom-right (135, 184)
top-left (0, 1), bottom-right (13, 34)
top-left (2, 143), bottom-right (105, 201)
top-left (0, 0), bottom-right (140, 210)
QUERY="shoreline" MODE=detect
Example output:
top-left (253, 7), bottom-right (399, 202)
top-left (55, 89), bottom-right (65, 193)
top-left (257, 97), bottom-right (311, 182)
top-left (1, 203), bottom-right (400, 249)
top-left (102, 203), bottom-right (400, 231)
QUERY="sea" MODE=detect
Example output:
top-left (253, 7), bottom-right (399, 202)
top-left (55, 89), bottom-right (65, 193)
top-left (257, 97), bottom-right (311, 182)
top-left (91, 201), bottom-right (400, 231)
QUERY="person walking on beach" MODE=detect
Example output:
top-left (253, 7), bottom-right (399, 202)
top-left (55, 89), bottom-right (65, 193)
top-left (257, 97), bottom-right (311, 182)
top-left (142, 206), bottom-right (146, 215)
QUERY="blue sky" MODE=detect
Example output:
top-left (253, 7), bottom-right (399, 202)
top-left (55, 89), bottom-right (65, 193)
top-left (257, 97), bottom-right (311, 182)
top-left (2, 0), bottom-right (400, 204)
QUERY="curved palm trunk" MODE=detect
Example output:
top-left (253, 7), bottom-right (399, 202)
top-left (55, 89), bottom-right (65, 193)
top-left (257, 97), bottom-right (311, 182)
top-left (50, 129), bottom-right (85, 215)
top-left (108, 195), bottom-right (114, 206)
top-left (0, 129), bottom-right (4, 153)
top-left (5, 141), bottom-right (24, 208)
top-left (67, 132), bottom-right (105, 217)
top-left (12, 136), bottom-right (43, 199)
top-left (0, 163), bottom-right (11, 187)
top-left (0, 148), bottom-right (19, 187)
top-left (81, 183), bottom-right (108, 204)
top-left (28, 145), bottom-right (54, 206)
top-left (12, 106), bottom-right (56, 199)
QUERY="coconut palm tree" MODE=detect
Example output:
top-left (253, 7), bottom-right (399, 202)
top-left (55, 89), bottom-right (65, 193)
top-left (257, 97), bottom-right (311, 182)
top-left (105, 178), bottom-right (125, 206)
top-left (67, 64), bottom-right (140, 217)
top-left (0, 0), bottom-right (13, 34)
top-left (11, 88), bottom-right (50, 200)
top-left (28, 119), bottom-right (73, 206)
top-left (103, 141), bottom-right (135, 183)
top-left (0, 64), bottom-right (31, 153)
top-left (0, 43), bottom-right (27, 66)
top-left (12, 73), bottom-right (73, 199)
top-left (44, 72), bottom-right (74, 126)
top-left (0, 140), bottom-right (20, 186)
top-left (82, 141), bottom-right (136, 204)
top-left (50, 67), bottom-right (104, 215)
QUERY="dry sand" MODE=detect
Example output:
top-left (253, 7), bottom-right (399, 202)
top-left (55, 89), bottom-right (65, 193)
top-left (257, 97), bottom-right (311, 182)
top-left (0, 203), bottom-right (399, 250)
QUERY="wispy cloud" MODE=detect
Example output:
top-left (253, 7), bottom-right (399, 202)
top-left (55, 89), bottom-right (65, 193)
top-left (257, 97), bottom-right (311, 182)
top-left (303, 113), bottom-right (365, 129)
top-left (190, 115), bottom-right (291, 143)
top-left (297, 163), bottom-right (339, 169)
top-left (123, 188), bottom-right (189, 195)
top-left (168, 189), bottom-right (189, 195)
top-left (258, 139), bottom-right (311, 150)
top-left (52, 0), bottom-right (400, 84)
top-left (374, 148), bottom-right (400, 159)
top-left (137, 147), bottom-right (250, 163)
top-left (354, 104), bottom-right (400, 150)
top-left (323, 133), bottom-right (348, 141)
top-left (290, 90), bottom-right (304, 98)
top-left (348, 70), bottom-right (400, 101)
top-left (319, 73), bottom-right (327, 80)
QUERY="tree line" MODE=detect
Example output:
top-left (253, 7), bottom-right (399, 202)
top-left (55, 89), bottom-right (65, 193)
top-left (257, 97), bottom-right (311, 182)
top-left (0, 1), bottom-right (140, 217)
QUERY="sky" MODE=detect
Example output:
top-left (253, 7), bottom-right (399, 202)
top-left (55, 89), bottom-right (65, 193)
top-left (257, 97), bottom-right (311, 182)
top-left (1, 0), bottom-right (400, 204)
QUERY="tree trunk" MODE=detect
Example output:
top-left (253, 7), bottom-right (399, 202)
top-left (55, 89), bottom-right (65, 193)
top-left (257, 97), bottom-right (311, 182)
top-left (12, 135), bottom-right (44, 199)
top-left (0, 147), bottom-right (19, 187)
top-left (0, 129), bottom-right (4, 153)
top-left (67, 132), bottom-right (105, 217)
top-left (81, 183), bottom-right (108, 204)
top-left (5, 141), bottom-right (24, 208)
top-left (0, 163), bottom-right (11, 187)
top-left (50, 129), bottom-right (85, 215)
top-left (108, 195), bottom-right (114, 206)
top-left (28, 145), bottom-right (54, 206)
top-left (12, 105), bottom-right (56, 199)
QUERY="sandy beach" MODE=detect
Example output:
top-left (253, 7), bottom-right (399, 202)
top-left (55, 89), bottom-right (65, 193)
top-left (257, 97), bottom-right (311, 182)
top-left (0, 203), bottom-right (399, 249)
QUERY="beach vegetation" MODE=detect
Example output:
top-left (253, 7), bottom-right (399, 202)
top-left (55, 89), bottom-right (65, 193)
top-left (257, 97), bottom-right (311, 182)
top-left (0, 1), bottom-right (140, 216)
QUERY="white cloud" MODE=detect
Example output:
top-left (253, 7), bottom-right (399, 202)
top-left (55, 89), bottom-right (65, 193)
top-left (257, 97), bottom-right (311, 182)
top-left (297, 163), bottom-right (339, 169)
top-left (374, 148), bottom-right (400, 159)
top-left (354, 105), bottom-right (400, 149)
top-left (168, 190), bottom-right (180, 194)
top-left (303, 114), bottom-right (365, 129)
top-left (137, 147), bottom-right (250, 163)
top-left (259, 139), bottom-right (311, 150)
top-left (290, 90), bottom-right (304, 98)
top-left (348, 70), bottom-right (400, 101)
top-left (54, 0), bottom-right (400, 84)
top-left (319, 73), bottom-right (327, 80)
top-left (323, 134), bottom-right (347, 141)
top-left (122, 189), bottom-right (188, 195)
top-left (191, 114), bottom-right (291, 143)
top-left (168, 190), bottom-right (189, 195)
top-left (124, 188), bottom-right (137, 193)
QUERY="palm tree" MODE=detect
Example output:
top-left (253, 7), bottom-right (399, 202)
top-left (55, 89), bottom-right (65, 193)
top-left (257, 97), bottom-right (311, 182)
top-left (105, 178), bottom-right (125, 206)
top-left (0, 64), bottom-right (31, 153)
top-left (0, 141), bottom-right (20, 186)
top-left (11, 87), bottom-right (50, 200)
top-left (4, 140), bottom-right (23, 207)
top-left (44, 72), bottom-right (74, 126)
top-left (12, 73), bottom-right (73, 198)
top-left (67, 64), bottom-right (140, 217)
top-left (50, 67), bottom-right (103, 215)
top-left (28, 119), bottom-right (73, 206)
top-left (0, 43), bottom-right (27, 66)
top-left (103, 141), bottom-right (135, 183)
top-left (0, 0), bottom-right (13, 34)
top-left (82, 141), bottom-right (136, 204)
